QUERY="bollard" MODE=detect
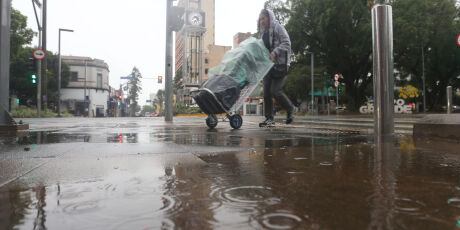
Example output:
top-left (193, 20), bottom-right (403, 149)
top-left (447, 86), bottom-right (452, 114)
top-left (372, 4), bottom-right (394, 136)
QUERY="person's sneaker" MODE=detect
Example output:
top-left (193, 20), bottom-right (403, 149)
top-left (286, 107), bottom-right (296, 124)
top-left (259, 118), bottom-right (275, 127)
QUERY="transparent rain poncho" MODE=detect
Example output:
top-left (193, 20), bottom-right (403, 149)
top-left (208, 37), bottom-right (274, 88)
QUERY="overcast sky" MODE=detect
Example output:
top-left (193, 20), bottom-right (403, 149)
top-left (12, 0), bottom-right (266, 105)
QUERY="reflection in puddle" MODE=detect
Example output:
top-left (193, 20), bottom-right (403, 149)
top-left (1, 129), bottom-right (460, 229)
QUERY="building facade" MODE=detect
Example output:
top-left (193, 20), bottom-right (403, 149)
top-left (61, 56), bottom-right (110, 117)
top-left (175, 0), bottom-right (224, 105)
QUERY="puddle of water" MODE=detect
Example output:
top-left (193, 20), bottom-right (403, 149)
top-left (1, 129), bottom-right (460, 229)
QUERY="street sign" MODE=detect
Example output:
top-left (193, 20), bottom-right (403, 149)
top-left (120, 76), bottom-right (134, 80)
top-left (457, 33), bottom-right (460, 47)
top-left (33, 49), bottom-right (46, 60)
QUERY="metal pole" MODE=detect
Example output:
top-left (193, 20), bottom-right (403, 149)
top-left (165, 0), bottom-right (173, 121)
top-left (447, 86), bottom-right (452, 114)
top-left (336, 86), bottom-right (339, 110)
top-left (0, 0), bottom-right (11, 125)
top-left (57, 30), bottom-right (61, 116)
top-left (42, 0), bottom-right (47, 110)
top-left (311, 53), bottom-right (314, 114)
top-left (37, 29), bottom-right (42, 117)
top-left (31, 0), bottom-right (42, 117)
top-left (421, 46), bottom-right (426, 113)
top-left (84, 59), bottom-right (87, 117)
top-left (372, 4), bottom-right (394, 136)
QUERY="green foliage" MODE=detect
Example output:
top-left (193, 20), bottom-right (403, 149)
top-left (393, 0), bottom-right (460, 110)
top-left (10, 47), bottom-right (70, 107)
top-left (10, 106), bottom-right (37, 118)
top-left (126, 67), bottom-right (143, 116)
top-left (10, 106), bottom-right (72, 118)
top-left (173, 103), bottom-right (202, 115)
top-left (9, 8), bottom-right (70, 109)
top-left (10, 8), bottom-right (35, 57)
top-left (267, 0), bottom-right (460, 111)
top-left (264, 0), bottom-right (291, 25)
top-left (153, 89), bottom-right (165, 113)
top-left (174, 67), bottom-right (183, 95)
top-left (283, 0), bottom-right (373, 111)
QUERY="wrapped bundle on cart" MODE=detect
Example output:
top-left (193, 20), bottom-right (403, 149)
top-left (191, 37), bottom-right (274, 129)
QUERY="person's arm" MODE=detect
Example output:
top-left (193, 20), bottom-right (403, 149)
top-left (271, 24), bottom-right (291, 61)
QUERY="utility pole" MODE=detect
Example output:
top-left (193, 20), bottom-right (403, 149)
top-left (165, 0), bottom-right (174, 121)
top-left (0, 0), bottom-right (11, 125)
top-left (42, 0), bottom-right (47, 110)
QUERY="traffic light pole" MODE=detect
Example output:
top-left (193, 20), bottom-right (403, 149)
top-left (32, 0), bottom-right (42, 117)
top-left (42, 0), bottom-right (47, 110)
top-left (164, 0), bottom-right (174, 122)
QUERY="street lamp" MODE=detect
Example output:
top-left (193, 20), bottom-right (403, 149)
top-left (57, 28), bottom-right (74, 117)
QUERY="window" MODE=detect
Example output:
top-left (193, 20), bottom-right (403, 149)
top-left (71, 72), bottom-right (78, 82)
top-left (205, 69), bottom-right (208, 74)
top-left (205, 58), bottom-right (208, 64)
top-left (97, 73), bottom-right (102, 88)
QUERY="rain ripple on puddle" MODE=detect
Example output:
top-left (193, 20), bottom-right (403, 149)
top-left (212, 186), bottom-right (276, 206)
top-left (257, 212), bottom-right (302, 230)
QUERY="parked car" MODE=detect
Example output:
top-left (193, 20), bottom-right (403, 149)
top-left (150, 112), bottom-right (159, 117)
top-left (336, 106), bottom-right (347, 113)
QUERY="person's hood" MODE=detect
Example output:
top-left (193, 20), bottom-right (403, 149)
top-left (259, 9), bottom-right (277, 33)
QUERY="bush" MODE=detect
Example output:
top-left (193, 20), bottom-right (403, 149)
top-left (10, 105), bottom-right (73, 118)
top-left (173, 103), bottom-right (202, 115)
top-left (10, 106), bottom-right (37, 118)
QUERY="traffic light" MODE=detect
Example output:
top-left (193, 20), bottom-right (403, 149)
top-left (158, 76), bottom-right (162, 84)
top-left (31, 74), bottom-right (37, 84)
top-left (27, 58), bottom-right (36, 72)
top-left (168, 6), bottom-right (184, 32)
top-left (338, 87), bottom-right (343, 94)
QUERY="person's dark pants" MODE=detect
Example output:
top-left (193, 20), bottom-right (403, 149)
top-left (263, 71), bottom-right (294, 120)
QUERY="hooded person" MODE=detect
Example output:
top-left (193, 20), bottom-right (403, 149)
top-left (258, 9), bottom-right (296, 126)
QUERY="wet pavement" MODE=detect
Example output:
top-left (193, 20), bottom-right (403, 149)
top-left (1, 116), bottom-right (460, 229)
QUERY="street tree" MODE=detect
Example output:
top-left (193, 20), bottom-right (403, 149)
top-left (154, 89), bottom-right (165, 114)
top-left (127, 67), bottom-right (143, 116)
top-left (174, 67), bottom-right (183, 95)
top-left (264, 0), bottom-right (291, 25)
top-left (284, 0), bottom-right (374, 111)
top-left (10, 8), bottom-right (34, 57)
top-left (9, 8), bottom-right (70, 108)
top-left (393, 0), bottom-right (460, 110)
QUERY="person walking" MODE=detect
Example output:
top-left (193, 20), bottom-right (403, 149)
top-left (258, 9), bottom-right (295, 127)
